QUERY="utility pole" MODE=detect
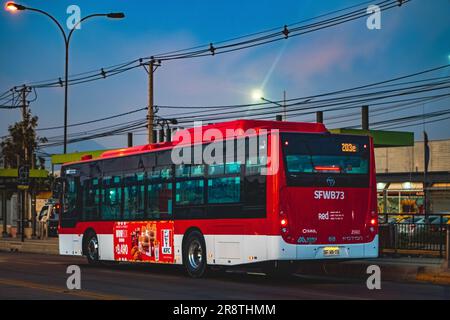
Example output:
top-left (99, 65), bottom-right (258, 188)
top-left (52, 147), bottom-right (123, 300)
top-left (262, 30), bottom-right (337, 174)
top-left (18, 86), bottom-right (29, 165)
top-left (423, 131), bottom-right (430, 215)
top-left (147, 59), bottom-right (161, 144)
top-left (21, 87), bottom-right (27, 242)
top-left (362, 105), bottom-right (369, 130)
top-left (127, 132), bottom-right (133, 147)
top-left (148, 60), bottom-right (154, 144)
top-left (283, 90), bottom-right (287, 121)
top-left (14, 86), bottom-right (31, 241)
top-left (316, 111), bottom-right (323, 124)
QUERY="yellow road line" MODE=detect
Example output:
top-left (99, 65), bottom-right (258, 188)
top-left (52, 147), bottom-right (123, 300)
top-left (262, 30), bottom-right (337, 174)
top-left (0, 278), bottom-right (128, 300)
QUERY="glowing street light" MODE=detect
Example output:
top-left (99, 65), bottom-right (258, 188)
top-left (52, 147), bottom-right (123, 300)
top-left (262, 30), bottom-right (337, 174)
top-left (251, 89), bottom-right (264, 101)
top-left (5, 2), bottom-right (25, 12)
top-left (5, 2), bottom-right (125, 154)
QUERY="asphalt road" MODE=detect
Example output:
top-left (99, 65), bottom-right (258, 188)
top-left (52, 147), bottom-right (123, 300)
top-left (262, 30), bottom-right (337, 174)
top-left (0, 252), bottom-right (449, 300)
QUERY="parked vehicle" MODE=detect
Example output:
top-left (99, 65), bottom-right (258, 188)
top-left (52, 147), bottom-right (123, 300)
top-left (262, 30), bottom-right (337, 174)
top-left (38, 202), bottom-right (60, 237)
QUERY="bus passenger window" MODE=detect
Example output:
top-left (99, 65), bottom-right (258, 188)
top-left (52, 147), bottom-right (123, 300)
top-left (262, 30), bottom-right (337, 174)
top-left (175, 180), bottom-right (204, 205)
top-left (63, 178), bottom-right (78, 216)
top-left (102, 176), bottom-right (122, 220)
top-left (123, 173), bottom-right (145, 220)
top-left (208, 177), bottom-right (240, 204)
top-left (82, 178), bottom-right (100, 221)
top-left (148, 183), bottom-right (173, 219)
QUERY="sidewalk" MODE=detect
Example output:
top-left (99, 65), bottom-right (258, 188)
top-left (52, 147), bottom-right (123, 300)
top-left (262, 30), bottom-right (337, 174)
top-left (0, 237), bottom-right (59, 255)
top-left (301, 257), bottom-right (450, 286)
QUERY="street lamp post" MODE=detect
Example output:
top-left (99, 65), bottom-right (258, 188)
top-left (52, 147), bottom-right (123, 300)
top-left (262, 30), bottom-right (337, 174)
top-left (6, 2), bottom-right (125, 154)
top-left (260, 97), bottom-right (285, 120)
top-left (260, 95), bottom-right (312, 122)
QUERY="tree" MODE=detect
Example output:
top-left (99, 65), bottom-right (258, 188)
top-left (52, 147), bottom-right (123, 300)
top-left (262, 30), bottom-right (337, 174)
top-left (0, 108), bottom-right (47, 169)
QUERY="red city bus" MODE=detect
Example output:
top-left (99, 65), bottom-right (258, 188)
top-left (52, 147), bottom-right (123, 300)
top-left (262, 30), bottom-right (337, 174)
top-left (58, 120), bottom-right (378, 277)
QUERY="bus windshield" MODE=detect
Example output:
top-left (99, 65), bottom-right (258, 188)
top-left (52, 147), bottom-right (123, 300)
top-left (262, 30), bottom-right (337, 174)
top-left (281, 133), bottom-right (370, 187)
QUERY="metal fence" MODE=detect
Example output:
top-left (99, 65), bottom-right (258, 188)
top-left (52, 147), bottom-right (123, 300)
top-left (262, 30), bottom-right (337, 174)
top-left (378, 213), bottom-right (449, 257)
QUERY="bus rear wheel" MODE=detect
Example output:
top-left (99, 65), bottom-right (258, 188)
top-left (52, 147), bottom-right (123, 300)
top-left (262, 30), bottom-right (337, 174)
top-left (85, 233), bottom-right (100, 265)
top-left (183, 231), bottom-right (207, 278)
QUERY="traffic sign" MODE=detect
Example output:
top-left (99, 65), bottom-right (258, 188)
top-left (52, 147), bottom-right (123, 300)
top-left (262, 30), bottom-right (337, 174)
top-left (17, 165), bottom-right (30, 187)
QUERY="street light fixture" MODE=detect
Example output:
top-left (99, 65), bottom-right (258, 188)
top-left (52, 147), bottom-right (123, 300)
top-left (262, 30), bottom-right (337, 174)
top-left (5, 2), bottom-right (125, 154)
top-left (261, 94), bottom-right (312, 121)
top-left (5, 2), bottom-right (25, 11)
top-left (260, 96), bottom-right (285, 120)
top-left (107, 12), bottom-right (125, 19)
top-left (251, 89), bottom-right (264, 102)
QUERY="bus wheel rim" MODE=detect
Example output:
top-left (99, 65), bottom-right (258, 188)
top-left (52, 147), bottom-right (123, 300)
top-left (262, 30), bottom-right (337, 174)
top-left (188, 239), bottom-right (202, 270)
top-left (88, 237), bottom-right (98, 260)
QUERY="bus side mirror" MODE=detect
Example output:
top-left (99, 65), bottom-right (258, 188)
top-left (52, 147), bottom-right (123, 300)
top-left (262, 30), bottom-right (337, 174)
top-left (52, 177), bottom-right (63, 199)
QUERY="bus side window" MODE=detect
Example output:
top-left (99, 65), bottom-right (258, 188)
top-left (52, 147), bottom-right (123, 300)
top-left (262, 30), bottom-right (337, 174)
top-left (82, 178), bottom-right (100, 221)
top-left (102, 176), bottom-right (122, 221)
top-left (245, 135), bottom-right (267, 175)
top-left (63, 177), bottom-right (78, 217)
top-left (244, 135), bottom-right (267, 218)
top-left (207, 162), bottom-right (241, 204)
top-left (147, 166), bottom-right (173, 220)
top-left (175, 165), bottom-right (205, 206)
top-left (123, 173), bottom-right (145, 220)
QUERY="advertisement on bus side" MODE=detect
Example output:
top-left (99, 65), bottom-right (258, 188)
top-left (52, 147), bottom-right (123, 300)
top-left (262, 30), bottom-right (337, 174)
top-left (113, 221), bottom-right (175, 263)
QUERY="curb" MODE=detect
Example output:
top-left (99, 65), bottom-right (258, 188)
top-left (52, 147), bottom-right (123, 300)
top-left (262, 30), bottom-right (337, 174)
top-left (299, 260), bottom-right (450, 286)
top-left (0, 240), bottom-right (59, 255)
top-left (416, 271), bottom-right (450, 285)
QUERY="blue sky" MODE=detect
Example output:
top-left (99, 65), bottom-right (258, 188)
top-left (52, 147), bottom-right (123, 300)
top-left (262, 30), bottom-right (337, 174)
top-left (0, 0), bottom-right (449, 154)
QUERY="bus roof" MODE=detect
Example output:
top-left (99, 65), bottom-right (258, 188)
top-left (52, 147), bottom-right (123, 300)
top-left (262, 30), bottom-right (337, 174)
top-left (65, 119), bottom-right (328, 165)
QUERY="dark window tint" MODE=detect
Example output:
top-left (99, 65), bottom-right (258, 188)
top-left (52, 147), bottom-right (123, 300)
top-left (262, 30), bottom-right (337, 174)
top-left (123, 173), bottom-right (145, 220)
top-left (282, 133), bottom-right (370, 187)
top-left (175, 164), bottom-right (204, 178)
top-left (82, 178), bottom-right (100, 220)
top-left (148, 182), bottom-right (173, 219)
top-left (243, 175), bottom-right (266, 217)
top-left (102, 176), bottom-right (122, 220)
top-left (63, 178), bottom-right (78, 216)
top-left (176, 180), bottom-right (204, 205)
top-left (208, 177), bottom-right (240, 204)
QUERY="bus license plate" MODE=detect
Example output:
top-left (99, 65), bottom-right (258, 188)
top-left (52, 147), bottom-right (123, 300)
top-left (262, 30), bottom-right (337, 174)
top-left (323, 247), bottom-right (340, 256)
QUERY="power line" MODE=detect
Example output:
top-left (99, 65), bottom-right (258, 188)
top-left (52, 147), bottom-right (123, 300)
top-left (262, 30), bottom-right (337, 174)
top-left (377, 114), bottom-right (450, 130)
top-left (39, 90), bottom-right (450, 148)
top-left (164, 82), bottom-right (450, 124)
top-left (38, 77), bottom-right (450, 146)
top-left (1, 0), bottom-right (409, 94)
top-left (4, 65), bottom-right (448, 144)
top-left (36, 107), bottom-right (147, 131)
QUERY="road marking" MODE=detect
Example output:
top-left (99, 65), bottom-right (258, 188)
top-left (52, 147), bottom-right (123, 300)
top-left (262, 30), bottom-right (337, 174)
top-left (0, 278), bottom-right (128, 300)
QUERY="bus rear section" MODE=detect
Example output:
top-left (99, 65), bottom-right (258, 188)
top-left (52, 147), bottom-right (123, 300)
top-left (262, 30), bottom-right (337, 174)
top-left (272, 132), bottom-right (378, 262)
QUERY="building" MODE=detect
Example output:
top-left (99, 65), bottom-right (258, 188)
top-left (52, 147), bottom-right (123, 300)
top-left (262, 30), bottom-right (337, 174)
top-left (375, 139), bottom-right (450, 214)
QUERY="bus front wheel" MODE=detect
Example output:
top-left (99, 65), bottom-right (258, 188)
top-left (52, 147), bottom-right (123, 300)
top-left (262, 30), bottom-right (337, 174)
top-left (85, 233), bottom-right (100, 265)
top-left (183, 231), bottom-right (207, 278)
